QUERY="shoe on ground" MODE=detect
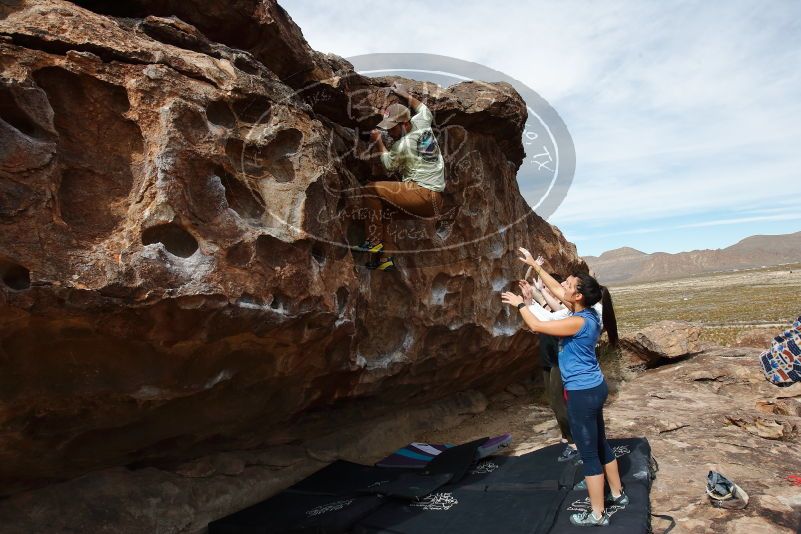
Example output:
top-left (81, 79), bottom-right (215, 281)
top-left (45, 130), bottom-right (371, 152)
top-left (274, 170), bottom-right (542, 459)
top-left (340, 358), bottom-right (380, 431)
top-left (558, 445), bottom-right (580, 463)
top-left (605, 488), bottom-right (629, 507)
top-left (366, 256), bottom-right (395, 271)
top-left (355, 240), bottom-right (383, 253)
top-left (570, 510), bottom-right (609, 527)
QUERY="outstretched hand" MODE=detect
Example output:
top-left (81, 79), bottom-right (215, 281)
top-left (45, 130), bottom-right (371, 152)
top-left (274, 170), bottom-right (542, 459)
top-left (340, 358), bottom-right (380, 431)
top-left (501, 291), bottom-right (524, 307)
top-left (518, 247), bottom-right (536, 267)
top-left (518, 280), bottom-right (533, 301)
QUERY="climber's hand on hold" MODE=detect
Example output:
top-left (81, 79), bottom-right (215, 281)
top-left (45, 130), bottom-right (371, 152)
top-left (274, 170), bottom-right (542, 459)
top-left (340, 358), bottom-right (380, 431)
top-left (389, 81), bottom-right (421, 110)
top-left (501, 291), bottom-right (524, 307)
top-left (370, 129), bottom-right (382, 142)
top-left (390, 81), bottom-right (408, 97)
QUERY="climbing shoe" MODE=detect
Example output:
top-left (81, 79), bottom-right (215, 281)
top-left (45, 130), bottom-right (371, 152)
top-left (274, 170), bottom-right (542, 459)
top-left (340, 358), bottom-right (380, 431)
top-left (366, 256), bottom-right (395, 271)
top-left (355, 240), bottom-right (383, 254)
top-left (558, 445), bottom-right (580, 463)
top-left (706, 471), bottom-right (749, 509)
top-left (569, 510), bottom-right (609, 527)
top-left (605, 487), bottom-right (629, 507)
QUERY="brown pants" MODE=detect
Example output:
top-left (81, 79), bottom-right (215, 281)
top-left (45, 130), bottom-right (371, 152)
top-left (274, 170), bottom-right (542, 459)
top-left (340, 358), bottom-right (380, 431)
top-left (362, 181), bottom-right (444, 252)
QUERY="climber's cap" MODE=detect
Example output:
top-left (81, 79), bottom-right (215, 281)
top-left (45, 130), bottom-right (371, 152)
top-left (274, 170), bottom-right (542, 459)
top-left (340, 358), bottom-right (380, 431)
top-left (377, 103), bottom-right (411, 129)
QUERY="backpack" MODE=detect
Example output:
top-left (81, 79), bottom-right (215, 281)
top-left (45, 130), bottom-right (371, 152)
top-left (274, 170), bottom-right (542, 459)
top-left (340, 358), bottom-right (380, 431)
top-left (759, 315), bottom-right (801, 386)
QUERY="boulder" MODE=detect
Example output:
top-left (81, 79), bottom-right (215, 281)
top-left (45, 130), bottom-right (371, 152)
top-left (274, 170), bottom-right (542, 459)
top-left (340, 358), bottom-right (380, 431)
top-left (0, 0), bottom-right (585, 495)
top-left (619, 320), bottom-right (702, 367)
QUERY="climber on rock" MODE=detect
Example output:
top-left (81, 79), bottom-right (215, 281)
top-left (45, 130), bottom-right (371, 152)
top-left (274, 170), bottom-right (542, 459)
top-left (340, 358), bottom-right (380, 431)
top-left (354, 81), bottom-right (446, 271)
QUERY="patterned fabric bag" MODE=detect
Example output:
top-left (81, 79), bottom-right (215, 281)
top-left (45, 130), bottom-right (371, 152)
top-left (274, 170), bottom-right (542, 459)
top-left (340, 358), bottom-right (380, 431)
top-left (760, 315), bottom-right (801, 386)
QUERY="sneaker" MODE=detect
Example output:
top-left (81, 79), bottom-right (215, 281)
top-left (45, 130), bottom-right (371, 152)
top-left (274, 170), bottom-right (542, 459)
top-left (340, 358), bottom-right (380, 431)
top-left (366, 256), bottom-right (395, 271)
top-left (355, 240), bottom-right (383, 254)
top-left (570, 510), bottom-right (609, 527)
top-left (605, 488), bottom-right (629, 507)
top-left (558, 445), bottom-right (580, 463)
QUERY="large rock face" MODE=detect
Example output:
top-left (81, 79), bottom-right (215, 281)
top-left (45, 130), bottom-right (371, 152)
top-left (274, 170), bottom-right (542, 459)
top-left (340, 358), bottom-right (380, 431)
top-left (0, 0), bottom-right (584, 495)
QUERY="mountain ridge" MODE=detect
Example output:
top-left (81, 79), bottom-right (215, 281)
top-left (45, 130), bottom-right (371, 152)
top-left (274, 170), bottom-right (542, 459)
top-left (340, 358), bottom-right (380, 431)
top-left (584, 231), bottom-right (801, 285)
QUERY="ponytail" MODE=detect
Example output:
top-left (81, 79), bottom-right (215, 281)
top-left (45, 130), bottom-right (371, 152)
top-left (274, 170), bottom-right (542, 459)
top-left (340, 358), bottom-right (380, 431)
top-left (600, 286), bottom-right (619, 347)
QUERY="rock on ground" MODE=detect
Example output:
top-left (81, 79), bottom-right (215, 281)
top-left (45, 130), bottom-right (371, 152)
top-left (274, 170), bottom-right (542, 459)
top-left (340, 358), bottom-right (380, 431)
top-left (609, 346), bottom-right (801, 533)
top-left (620, 320), bottom-right (703, 368)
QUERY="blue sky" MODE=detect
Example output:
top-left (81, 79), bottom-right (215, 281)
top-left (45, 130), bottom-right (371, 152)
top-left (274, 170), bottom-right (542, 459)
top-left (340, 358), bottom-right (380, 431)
top-left (284, 1), bottom-right (801, 257)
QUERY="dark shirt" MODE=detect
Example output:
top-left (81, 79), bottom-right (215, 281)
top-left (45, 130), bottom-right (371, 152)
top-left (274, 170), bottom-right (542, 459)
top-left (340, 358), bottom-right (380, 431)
top-left (539, 333), bottom-right (559, 369)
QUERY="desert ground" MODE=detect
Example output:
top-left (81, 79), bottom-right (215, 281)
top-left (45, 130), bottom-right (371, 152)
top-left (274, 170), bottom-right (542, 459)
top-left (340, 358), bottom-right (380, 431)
top-left (610, 263), bottom-right (801, 346)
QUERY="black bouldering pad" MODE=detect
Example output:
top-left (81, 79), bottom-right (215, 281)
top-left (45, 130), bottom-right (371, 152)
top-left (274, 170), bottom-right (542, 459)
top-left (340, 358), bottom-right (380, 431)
top-left (354, 487), bottom-right (564, 534)
top-left (208, 437), bottom-right (656, 534)
top-left (422, 437), bottom-right (487, 484)
top-left (550, 481), bottom-right (652, 533)
top-left (208, 492), bottom-right (384, 534)
top-left (289, 460), bottom-right (407, 496)
top-left (460, 446), bottom-right (582, 490)
top-left (608, 438), bottom-right (656, 488)
top-left (359, 472), bottom-right (453, 500)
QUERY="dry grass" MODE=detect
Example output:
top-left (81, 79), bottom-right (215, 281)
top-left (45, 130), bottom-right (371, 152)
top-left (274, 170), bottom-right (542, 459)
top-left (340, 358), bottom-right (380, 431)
top-left (609, 263), bottom-right (801, 345)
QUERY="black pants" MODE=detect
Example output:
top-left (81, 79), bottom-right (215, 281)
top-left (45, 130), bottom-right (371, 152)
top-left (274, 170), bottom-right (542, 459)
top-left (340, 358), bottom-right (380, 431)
top-left (566, 380), bottom-right (615, 476)
top-left (542, 366), bottom-right (572, 444)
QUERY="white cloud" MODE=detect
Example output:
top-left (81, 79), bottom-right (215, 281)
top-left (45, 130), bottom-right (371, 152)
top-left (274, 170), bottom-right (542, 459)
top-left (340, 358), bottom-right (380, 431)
top-left (570, 211), bottom-right (801, 243)
top-left (284, 0), bottom-right (801, 250)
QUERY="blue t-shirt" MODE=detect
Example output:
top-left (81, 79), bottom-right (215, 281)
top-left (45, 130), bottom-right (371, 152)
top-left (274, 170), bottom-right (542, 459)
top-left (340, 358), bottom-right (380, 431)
top-left (558, 308), bottom-right (604, 390)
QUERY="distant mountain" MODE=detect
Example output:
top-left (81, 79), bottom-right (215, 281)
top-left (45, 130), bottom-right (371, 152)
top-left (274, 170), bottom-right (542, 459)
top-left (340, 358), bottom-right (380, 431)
top-left (584, 231), bottom-right (801, 286)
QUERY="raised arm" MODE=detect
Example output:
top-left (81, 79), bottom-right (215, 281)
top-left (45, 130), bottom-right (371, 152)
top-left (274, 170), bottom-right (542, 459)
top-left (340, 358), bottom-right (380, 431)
top-left (526, 267), bottom-right (562, 310)
top-left (518, 247), bottom-right (567, 303)
top-left (519, 279), bottom-right (546, 307)
top-left (501, 291), bottom-right (583, 336)
top-left (370, 130), bottom-right (389, 157)
top-left (540, 283), bottom-right (566, 311)
top-left (390, 82), bottom-right (422, 111)
top-left (527, 301), bottom-right (571, 322)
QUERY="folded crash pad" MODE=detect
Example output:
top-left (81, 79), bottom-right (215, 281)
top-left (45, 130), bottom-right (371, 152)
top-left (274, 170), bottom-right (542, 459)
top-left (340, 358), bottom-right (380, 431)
top-left (375, 434), bottom-right (512, 469)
